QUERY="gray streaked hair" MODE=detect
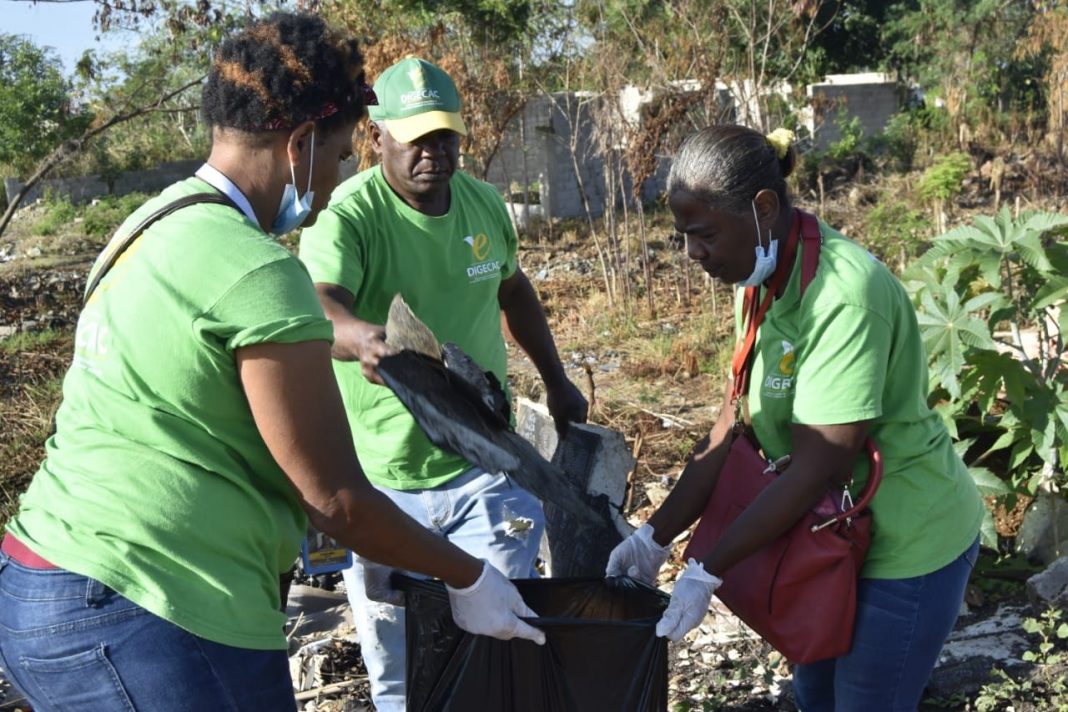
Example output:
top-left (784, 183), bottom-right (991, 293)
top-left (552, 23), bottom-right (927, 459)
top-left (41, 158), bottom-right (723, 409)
top-left (667, 124), bottom-right (796, 213)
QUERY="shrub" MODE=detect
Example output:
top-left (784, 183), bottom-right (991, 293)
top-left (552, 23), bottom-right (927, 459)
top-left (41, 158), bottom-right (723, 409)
top-left (82, 192), bottom-right (150, 238)
top-left (31, 197), bottom-right (78, 237)
top-left (863, 197), bottom-right (931, 270)
top-left (904, 209), bottom-right (1068, 542)
top-left (917, 152), bottom-right (972, 203)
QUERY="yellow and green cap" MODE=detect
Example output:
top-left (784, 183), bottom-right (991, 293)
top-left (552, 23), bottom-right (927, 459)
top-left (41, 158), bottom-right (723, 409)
top-left (367, 57), bottom-right (467, 143)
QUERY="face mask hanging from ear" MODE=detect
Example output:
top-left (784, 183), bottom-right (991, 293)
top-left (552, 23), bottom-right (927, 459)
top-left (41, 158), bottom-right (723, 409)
top-left (739, 200), bottom-right (777, 287)
top-left (270, 128), bottom-right (316, 236)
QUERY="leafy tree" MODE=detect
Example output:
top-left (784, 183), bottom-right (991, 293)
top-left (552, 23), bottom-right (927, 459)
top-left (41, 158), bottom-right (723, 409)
top-left (71, 36), bottom-right (211, 176)
top-left (0, 34), bottom-right (91, 175)
top-left (808, 0), bottom-right (894, 74)
top-left (882, 0), bottom-right (1042, 141)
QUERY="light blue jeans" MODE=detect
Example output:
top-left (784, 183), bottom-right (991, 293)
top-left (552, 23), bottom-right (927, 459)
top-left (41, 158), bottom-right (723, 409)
top-left (792, 536), bottom-right (980, 711)
top-left (342, 467), bottom-right (545, 712)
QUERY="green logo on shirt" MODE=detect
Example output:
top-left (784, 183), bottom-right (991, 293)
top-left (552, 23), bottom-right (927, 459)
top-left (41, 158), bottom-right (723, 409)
top-left (763, 340), bottom-right (795, 397)
top-left (463, 233), bottom-right (501, 283)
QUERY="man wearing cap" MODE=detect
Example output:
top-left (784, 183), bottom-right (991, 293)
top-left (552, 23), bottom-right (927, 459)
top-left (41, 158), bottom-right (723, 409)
top-left (298, 57), bottom-right (588, 710)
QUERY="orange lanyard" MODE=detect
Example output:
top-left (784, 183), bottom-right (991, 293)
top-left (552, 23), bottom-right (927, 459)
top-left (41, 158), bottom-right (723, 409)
top-left (730, 209), bottom-right (802, 404)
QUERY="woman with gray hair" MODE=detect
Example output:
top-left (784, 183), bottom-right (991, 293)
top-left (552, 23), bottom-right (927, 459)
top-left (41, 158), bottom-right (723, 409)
top-left (607, 124), bottom-right (982, 710)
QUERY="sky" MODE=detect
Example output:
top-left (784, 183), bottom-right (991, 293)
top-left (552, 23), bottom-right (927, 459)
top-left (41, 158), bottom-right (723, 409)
top-left (3, 1), bottom-right (134, 75)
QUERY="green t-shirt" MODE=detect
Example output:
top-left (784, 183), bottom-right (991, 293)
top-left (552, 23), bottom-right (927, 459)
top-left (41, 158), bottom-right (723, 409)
top-left (8, 177), bottom-right (333, 650)
top-left (743, 221), bottom-right (983, 579)
top-left (299, 166), bottom-right (517, 490)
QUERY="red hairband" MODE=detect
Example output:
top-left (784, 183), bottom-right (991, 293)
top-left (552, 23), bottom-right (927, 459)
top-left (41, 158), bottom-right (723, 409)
top-left (262, 101), bottom-right (340, 131)
top-left (261, 83), bottom-right (376, 131)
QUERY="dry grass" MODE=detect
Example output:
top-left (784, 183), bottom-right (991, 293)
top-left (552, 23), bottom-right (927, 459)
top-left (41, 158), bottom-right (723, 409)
top-left (0, 337), bottom-right (68, 530)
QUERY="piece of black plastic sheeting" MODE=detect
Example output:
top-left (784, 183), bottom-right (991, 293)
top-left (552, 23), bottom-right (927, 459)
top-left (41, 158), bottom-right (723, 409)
top-left (395, 574), bottom-right (670, 712)
top-left (376, 349), bottom-right (609, 527)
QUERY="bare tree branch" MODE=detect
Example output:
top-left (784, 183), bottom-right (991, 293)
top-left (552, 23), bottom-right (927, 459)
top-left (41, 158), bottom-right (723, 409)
top-left (0, 75), bottom-right (204, 239)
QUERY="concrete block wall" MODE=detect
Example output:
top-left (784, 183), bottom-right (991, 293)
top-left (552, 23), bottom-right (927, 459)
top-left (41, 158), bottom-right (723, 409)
top-left (483, 93), bottom-right (606, 221)
top-left (485, 74), bottom-right (902, 220)
top-left (807, 74), bottom-right (904, 150)
top-left (4, 160), bottom-right (202, 209)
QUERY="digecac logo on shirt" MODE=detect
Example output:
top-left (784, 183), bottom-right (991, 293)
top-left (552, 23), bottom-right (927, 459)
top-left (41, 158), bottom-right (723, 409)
top-left (463, 233), bottom-right (502, 284)
top-left (762, 340), bottom-right (796, 398)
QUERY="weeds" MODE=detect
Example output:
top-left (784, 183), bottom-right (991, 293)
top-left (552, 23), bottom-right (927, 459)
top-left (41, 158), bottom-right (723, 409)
top-left (0, 329), bottom-right (65, 354)
top-left (82, 192), bottom-right (149, 237)
top-left (863, 195), bottom-right (931, 271)
top-left (31, 197), bottom-right (78, 237)
top-left (975, 608), bottom-right (1068, 711)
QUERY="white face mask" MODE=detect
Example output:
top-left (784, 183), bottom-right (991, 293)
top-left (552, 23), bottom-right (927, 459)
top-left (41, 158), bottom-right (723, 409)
top-left (270, 128), bottom-right (316, 236)
top-left (739, 200), bottom-right (777, 287)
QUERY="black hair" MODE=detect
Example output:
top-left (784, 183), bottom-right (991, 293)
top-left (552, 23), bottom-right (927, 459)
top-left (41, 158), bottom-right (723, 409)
top-left (667, 124), bottom-right (797, 213)
top-left (201, 12), bottom-right (365, 135)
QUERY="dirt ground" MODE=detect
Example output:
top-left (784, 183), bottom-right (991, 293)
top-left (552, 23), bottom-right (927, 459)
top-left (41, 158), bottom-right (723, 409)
top-left (0, 154), bottom-right (1065, 710)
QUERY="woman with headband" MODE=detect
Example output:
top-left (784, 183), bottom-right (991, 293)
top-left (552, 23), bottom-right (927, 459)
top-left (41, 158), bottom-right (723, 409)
top-left (607, 124), bottom-right (982, 711)
top-left (0, 13), bottom-right (543, 710)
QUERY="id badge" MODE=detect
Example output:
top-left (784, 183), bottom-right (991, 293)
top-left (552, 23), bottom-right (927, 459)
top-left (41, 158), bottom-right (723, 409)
top-left (300, 527), bottom-right (353, 575)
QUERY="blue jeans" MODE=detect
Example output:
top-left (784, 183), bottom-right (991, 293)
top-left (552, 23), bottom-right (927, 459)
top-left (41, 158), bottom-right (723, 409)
top-left (0, 553), bottom-right (295, 711)
top-left (792, 537), bottom-right (980, 712)
top-left (342, 467), bottom-right (545, 712)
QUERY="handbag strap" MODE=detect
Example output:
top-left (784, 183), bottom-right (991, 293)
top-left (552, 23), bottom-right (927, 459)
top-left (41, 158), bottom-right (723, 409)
top-left (730, 209), bottom-right (822, 403)
top-left (83, 192), bottom-right (238, 304)
top-left (812, 437), bottom-right (883, 530)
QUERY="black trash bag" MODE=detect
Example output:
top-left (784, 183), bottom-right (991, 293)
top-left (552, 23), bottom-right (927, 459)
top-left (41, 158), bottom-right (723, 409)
top-left (377, 348), bottom-right (608, 527)
top-left (395, 575), bottom-right (670, 712)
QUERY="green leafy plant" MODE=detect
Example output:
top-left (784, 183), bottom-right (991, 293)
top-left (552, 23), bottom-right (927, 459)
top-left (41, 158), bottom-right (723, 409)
top-left (905, 209), bottom-right (1068, 506)
top-left (31, 196), bottom-right (79, 237)
top-left (975, 608), bottom-right (1068, 711)
top-left (862, 195), bottom-right (931, 271)
top-left (83, 192), bottom-right (150, 238)
top-left (917, 153), bottom-right (972, 198)
top-left (917, 152), bottom-right (971, 232)
top-left (827, 113), bottom-right (864, 161)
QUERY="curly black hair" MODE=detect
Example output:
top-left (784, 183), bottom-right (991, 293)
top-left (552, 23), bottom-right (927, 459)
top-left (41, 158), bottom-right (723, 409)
top-left (202, 12), bottom-right (365, 135)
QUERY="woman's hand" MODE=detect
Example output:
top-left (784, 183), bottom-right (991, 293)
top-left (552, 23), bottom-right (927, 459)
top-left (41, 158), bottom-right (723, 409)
top-left (655, 559), bottom-right (723, 642)
top-left (447, 561), bottom-right (546, 645)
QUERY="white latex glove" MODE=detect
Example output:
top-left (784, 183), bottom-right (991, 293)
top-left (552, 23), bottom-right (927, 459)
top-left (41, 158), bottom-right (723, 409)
top-left (656, 558), bottom-right (723, 642)
top-left (446, 560), bottom-right (546, 645)
top-left (361, 558), bottom-right (404, 607)
top-left (605, 523), bottom-right (671, 585)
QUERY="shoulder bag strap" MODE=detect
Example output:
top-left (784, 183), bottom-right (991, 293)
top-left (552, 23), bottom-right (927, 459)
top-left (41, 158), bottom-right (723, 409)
top-left (83, 192), bottom-right (238, 304)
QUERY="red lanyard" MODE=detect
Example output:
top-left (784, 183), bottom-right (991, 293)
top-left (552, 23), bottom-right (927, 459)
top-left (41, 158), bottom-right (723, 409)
top-left (730, 209), bottom-right (802, 403)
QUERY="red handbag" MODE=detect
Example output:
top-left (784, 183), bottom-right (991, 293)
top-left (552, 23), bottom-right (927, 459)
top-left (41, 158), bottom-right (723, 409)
top-left (681, 210), bottom-right (883, 665)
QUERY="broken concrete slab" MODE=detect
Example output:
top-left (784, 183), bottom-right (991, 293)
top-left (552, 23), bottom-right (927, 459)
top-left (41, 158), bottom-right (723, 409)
top-left (517, 398), bottom-right (636, 576)
top-left (1027, 555), bottom-right (1068, 610)
top-left (286, 585), bottom-right (354, 649)
top-left (1016, 491), bottom-right (1068, 565)
top-left (516, 398), bottom-right (634, 537)
top-left (927, 604), bottom-right (1032, 700)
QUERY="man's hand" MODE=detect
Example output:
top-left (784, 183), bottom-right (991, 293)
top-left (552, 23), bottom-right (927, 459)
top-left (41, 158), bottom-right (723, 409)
top-left (605, 523), bottom-right (672, 585)
top-left (313, 283), bottom-right (394, 384)
top-left (351, 322), bottom-right (392, 385)
top-left (545, 378), bottom-right (588, 435)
